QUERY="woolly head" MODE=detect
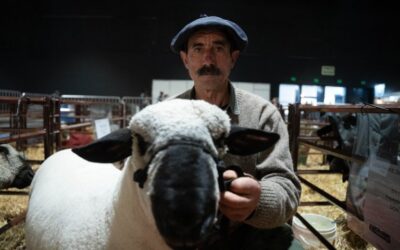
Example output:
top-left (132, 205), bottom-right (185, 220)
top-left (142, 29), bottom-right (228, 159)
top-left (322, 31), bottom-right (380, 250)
top-left (130, 99), bottom-right (230, 159)
top-left (131, 99), bottom-right (230, 248)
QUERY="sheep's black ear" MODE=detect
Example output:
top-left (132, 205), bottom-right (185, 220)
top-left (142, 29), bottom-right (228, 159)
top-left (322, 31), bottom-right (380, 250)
top-left (72, 128), bottom-right (132, 163)
top-left (226, 125), bottom-right (280, 156)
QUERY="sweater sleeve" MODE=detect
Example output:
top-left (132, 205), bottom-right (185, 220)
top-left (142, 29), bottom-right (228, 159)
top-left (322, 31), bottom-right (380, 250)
top-left (245, 106), bottom-right (301, 228)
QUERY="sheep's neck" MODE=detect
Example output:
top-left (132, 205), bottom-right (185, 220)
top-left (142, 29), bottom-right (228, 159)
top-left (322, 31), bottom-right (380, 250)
top-left (115, 164), bottom-right (153, 222)
top-left (107, 161), bottom-right (168, 249)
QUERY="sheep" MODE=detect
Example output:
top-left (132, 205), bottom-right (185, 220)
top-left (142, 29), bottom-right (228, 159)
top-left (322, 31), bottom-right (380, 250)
top-left (0, 144), bottom-right (34, 190)
top-left (317, 113), bottom-right (357, 182)
top-left (25, 99), bottom-right (279, 250)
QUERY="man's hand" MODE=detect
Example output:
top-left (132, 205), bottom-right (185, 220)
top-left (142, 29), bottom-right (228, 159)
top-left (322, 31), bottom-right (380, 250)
top-left (219, 170), bottom-right (261, 222)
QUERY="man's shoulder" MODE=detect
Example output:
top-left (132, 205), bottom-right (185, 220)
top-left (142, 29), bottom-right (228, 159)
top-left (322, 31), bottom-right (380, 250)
top-left (234, 87), bottom-right (271, 106)
top-left (234, 87), bottom-right (281, 121)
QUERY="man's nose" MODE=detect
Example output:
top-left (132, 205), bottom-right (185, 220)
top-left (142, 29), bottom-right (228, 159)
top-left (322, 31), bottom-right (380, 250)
top-left (203, 48), bottom-right (216, 64)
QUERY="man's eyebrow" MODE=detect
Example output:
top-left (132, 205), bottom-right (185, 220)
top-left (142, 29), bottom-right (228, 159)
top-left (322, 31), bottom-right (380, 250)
top-left (213, 40), bottom-right (228, 46)
top-left (191, 42), bottom-right (204, 47)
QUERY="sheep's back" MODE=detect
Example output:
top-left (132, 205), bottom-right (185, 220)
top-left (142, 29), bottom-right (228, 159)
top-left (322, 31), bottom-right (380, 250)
top-left (26, 149), bottom-right (121, 249)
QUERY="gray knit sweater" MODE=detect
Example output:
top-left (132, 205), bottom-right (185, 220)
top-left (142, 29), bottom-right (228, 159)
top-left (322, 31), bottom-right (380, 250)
top-left (175, 83), bottom-right (301, 229)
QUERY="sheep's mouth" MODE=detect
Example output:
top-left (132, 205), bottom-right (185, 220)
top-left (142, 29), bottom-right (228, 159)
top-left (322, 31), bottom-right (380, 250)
top-left (149, 144), bottom-right (219, 248)
top-left (161, 214), bottom-right (215, 250)
top-left (151, 186), bottom-right (217, 248)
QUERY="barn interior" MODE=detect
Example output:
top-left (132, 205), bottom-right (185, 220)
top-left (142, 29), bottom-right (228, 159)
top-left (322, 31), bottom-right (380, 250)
top-left (1, 1), bottom-right (400, 249)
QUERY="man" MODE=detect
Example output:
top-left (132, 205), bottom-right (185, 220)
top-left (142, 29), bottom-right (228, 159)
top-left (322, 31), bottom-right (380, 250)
top-left (171, 15), bottom-right (302, 249)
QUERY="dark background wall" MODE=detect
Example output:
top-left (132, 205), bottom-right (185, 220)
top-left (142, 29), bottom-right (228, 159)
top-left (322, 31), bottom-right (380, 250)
top-left (1, 0), bottom-right (399, 98)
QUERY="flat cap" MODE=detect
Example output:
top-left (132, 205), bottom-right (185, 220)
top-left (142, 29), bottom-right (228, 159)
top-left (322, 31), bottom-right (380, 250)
top-left (170, 16), bottom-right (248, 54)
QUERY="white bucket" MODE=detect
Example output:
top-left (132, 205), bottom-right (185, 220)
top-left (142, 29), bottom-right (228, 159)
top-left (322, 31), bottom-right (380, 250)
top-left (293, 213), bottom-right (337, 249)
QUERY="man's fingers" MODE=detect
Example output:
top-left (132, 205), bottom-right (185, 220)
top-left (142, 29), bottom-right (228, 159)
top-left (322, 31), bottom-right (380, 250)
top-left (219, 204), bottom-right (251, 222)
top-left (220, 191), bottom-right (250, 208)
top-left (223, 170), bottom-right (238, 180)
top-left (228, 177), bottom-right (259, 194)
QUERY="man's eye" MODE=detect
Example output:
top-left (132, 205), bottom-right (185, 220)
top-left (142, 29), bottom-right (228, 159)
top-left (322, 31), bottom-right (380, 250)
top-left (215, 45), bottom-right (227, 52)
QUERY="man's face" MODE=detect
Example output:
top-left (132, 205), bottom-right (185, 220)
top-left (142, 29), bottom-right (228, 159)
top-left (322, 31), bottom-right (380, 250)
top-left (180, 29), bottom-right (240, 92)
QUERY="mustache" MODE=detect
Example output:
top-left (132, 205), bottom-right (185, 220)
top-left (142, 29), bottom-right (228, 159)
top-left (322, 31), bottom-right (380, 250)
top-left (197, 65), bottom-right (221, 76)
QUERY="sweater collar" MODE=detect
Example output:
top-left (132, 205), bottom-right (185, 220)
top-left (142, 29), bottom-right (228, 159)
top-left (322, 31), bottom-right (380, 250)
top-left (189, 81), bottom-right (240, 115)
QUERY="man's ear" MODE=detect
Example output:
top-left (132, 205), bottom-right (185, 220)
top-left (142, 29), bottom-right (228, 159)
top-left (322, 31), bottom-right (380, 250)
top-left (226, 125), bottom-right (280, 156)
top-left (72, 128), bottom-right (132, 163)
top-left (180, 51), bottom-right (189, 69)
top-left (230, 50), bottom-right (240, 67)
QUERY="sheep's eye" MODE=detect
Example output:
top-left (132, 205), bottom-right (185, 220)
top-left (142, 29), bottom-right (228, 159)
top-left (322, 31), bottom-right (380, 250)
top-left (213, 133), bottom-right (226, 148)
top-left (0, 146), bottom-right (8, 154)
top-left (135, 134), bottom-right (149, 155)
top-left (18, 155), bottom-right (26, 162)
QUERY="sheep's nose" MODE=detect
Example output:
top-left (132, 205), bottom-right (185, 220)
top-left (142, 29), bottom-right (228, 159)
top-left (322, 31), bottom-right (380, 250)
top-left (151, 188), bottom-right (217, 247)
top-left (160, 214), bottom-right (215, 249)
top-left (150, 144), bottom-right (219, 247)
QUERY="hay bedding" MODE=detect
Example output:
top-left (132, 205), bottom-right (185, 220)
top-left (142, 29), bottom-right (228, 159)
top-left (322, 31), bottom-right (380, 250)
top-left (23, 144), bottom-right (45, 164)
top-left (298, 149), bottom-right (376, 250)
top-left (0, 190), bottom-right (28, 250)
top-left (298, 178), bottom-right (375, 249)
top-left (1, 143), bottom-right (43, 250)
top-left (1, 150), bottom-right (377, 249)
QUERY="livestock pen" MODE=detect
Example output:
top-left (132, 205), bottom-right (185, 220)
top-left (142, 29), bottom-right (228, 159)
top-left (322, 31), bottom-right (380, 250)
top-left (121, 96), bottom-right (152, 127)
top-left (0, 90), bottom-right (59, 249)
top-left (288, 103), bottom-right (400, 249)
top-left (0, 92), bottom-right (128, 249)
top-left (57, 95), bottom-right (125, 150)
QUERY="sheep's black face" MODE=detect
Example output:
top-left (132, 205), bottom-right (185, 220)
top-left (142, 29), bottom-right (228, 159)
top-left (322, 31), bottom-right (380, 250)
top-left (150, 144), bottom-right (218, 249)
top-left (10, 162), bottom-right (34, 189)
